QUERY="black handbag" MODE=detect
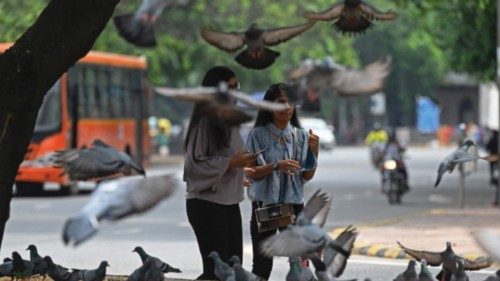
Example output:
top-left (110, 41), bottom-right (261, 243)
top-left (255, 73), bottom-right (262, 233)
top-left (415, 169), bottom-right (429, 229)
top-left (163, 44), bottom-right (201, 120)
top-left (254, 203), bottom-right (295, 233)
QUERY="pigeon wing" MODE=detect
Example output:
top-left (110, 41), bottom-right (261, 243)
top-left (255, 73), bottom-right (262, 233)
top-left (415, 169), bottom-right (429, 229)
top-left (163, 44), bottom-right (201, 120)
top-left (324, 226), bottom-right (358, 277)
top-left (154, 86), bottom-right (216, 103)
top-left (434, 162), bottom-right (448, 188)
top-left (397, 242), bottom-right (443, 266)
top-left (260, 228), bottom-right (319, 258)
top-left (228, 90), bottom-right (288, 111)
top-left (200, 28), bottom-right (246, 52)
top-left (288, 63), bottom-right (315, 81)
top-left (358, 2), bottom-right (397, 21)
top-left (452, 151), bottom-right (477, 164)
top-left (54, 148), bottom-right (124, 180)
top-left (262, 21), bottom-right (315, 46)
top-left (332, 58), bottom-right (391, 96)
top-left (304, 2), bottom-right (345, 21)
top-left (297, 189), bottom-right (331, 225)
top-left (462, 256), bottom-right (494, 271)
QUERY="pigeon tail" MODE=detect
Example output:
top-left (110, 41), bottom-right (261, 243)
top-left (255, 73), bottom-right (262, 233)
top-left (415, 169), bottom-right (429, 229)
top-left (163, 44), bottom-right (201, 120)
top-left (235, 47), bottom-right (280, 70)
top-left (434, 173), bottom-right (443, 188)
top-left (130, 161), bottom-right (146, 177)
top-left (113, 14), bottom-right (157, 48)
top-left (62, 214), bottom-right (99, 247)
top-left (334, 17), bottom-right (373, 34)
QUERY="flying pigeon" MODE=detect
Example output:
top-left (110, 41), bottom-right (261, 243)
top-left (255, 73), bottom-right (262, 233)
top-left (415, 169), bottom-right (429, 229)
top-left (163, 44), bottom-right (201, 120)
top-left (321, 226), bottom-right (358, 278)
top-left (201, 22), bottom-right (315, 69)
top-left (260, 190), bottom-right (355, 268)
top-left (304, 0), bottom-right (397, 34)
top-left (393, 260), bottom-right (417, 281)
top-left (208, 251), bottom-right (234, 281)
top-left (26, 244), bottom-right (47, 278)
top-left (397, 241), bottom-right (493, 281)
top-left (418, 260), bottom-right (435, 281)
top-left (155, 82), bottom-right (288, 127)
top-left (133, 246), bottom-right (181, 274)
top-left (62, 174), bottom-right (178, 246)
top-left (450, 260), bottom-right (469, 281)
top-left (473, 230), bottom-right (500, 261)
top-left (53, 139), bottom-right (145, 181)
top-left (286, 257), bottom-right (315, 281)
top-left (434, 140), bottom-right (479, 188)
top-left (482, 269), bottom-right (500, 281)
top-left (309, 257), bottom-right (358, 281)
top-left (113, 0), bottom-right (184, 47)
top-left (288, 57), bottom-right (391, 97)
top-left (72, 261), bottom-right (109, 281)
top-left (43, 256), bottom-right (73, 281)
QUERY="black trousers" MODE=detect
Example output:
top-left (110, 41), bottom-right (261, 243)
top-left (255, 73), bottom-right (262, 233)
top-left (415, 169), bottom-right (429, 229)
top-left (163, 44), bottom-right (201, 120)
top-left (250, 202), bottom-right (303, 280)
top-left (186, 198), bottom-right (243, 280)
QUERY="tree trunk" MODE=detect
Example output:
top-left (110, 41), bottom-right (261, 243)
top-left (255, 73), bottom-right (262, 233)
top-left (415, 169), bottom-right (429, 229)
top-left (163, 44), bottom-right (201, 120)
top-left (0, 0), bottom-right (119, 252)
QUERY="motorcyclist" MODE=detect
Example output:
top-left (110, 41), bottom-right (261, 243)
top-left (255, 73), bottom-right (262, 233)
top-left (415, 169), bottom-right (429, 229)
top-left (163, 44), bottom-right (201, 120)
top-left (365, 122), bottom-right (388, 168)
top-left (382, 129), bottom-right (409, 193)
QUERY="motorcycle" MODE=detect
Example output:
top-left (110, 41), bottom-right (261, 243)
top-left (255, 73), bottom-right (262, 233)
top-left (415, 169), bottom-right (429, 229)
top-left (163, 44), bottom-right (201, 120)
top-left (380, 146), bottom-right (408, 205)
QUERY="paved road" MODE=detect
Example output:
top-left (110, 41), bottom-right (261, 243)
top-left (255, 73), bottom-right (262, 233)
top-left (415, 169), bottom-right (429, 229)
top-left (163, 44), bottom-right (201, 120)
top-left (2, 146), bottom-right (498, 280)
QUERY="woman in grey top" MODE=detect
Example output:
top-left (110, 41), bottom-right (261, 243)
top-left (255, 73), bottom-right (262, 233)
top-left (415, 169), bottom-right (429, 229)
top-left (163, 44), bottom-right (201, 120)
top-left (245, 83), bottom-right (319, 280)
top-left (183, 66), bottom-right (257, 280)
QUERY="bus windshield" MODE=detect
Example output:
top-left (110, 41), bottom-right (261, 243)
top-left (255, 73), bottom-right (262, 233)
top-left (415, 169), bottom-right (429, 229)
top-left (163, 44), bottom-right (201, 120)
top-left (34, 81), bottom-right (61, 133)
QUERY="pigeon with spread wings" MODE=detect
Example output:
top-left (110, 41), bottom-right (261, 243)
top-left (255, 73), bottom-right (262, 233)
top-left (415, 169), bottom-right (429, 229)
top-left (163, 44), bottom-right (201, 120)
top-left (397, 241), bottom-right (492, 281)
top-left (53, 139), bottom-right (145, 181)
top-left (304, 0), bottom-right (396, 34)
top-left (155, 82), bottom-right (288, 127)
top-left (289, 57), bottom-right (391, 97)
top-left (201, 22), bottom-right (315, 69)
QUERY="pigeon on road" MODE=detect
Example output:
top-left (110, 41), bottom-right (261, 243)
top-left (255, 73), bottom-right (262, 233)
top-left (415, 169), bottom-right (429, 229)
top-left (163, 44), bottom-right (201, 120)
top-left (133, 246), bottom-right (181, 274)
top-left (201, 22), bottom-right (315, 69)
top-left (26, 244), bottom-right (47, 278)
top-left (450, 260), bottom-right (469, 281)
top-left (393, 260), bottom-right (417, 281)
top-left (155, 82), bottom-right (288, 127)
top-left (44, 256), bottom-right (73, 281)
top-left (208, 251), bottom-right (234, 281)
top-left (289, 57), bottom-right (391, 97)
top-left (434, 140), bottom-right (479, 188)
top-left (398, 241), bottom-right (492, 281)
top-left (54, 139), bottom-right (145, 181)
top-left (72, 261), bottom-right (109, 281)
top-left (228, 256), bottom-right (262, 281)
top-left (304, 0), bottom-right (396, 34)
top-left (62, 174), bottom-right (178, 246)
top-left (418, 260), bottom-right (435, 281)
top-left (127, 257), bottom-right (152, 281)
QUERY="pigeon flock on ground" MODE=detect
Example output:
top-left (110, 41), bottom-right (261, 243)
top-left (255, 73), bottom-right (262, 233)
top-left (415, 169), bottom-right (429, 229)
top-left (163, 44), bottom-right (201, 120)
top-left (0, 245), bottom-right (180, 281)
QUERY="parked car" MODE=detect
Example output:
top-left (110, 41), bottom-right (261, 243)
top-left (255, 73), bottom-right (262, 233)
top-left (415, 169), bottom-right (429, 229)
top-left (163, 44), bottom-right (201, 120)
top-left (300, 117), bottom-right (336, 150)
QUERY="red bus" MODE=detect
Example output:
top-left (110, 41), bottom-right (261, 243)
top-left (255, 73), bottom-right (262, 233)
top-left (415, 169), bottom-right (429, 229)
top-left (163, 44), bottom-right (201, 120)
top-left (0, 43), bottom-right (151, 195)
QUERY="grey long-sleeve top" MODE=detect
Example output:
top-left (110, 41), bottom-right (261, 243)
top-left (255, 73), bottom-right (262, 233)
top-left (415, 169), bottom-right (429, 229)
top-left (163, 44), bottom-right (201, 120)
top-left (183, 118), bottom-right (244, 205)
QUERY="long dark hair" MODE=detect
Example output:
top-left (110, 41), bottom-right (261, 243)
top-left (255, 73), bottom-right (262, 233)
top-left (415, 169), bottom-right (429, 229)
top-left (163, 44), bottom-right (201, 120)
top-left (254, 83), bottom-right (301, 128)
top-left (184, 66), bottom-right (236, 151)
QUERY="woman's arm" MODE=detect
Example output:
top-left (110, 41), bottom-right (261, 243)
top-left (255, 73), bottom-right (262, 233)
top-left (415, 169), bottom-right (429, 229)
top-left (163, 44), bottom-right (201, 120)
top-left (248, 160), bottom-right (301, 180)
top-left (301, 129), bottom-right (319, 181)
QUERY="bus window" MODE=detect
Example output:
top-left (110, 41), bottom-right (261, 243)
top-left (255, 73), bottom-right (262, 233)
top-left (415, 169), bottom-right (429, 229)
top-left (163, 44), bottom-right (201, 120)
top-left (97, 67), bottom-right (109, 119)
top-left (85, 66), bottom-right (100, 118)
top-left (34, 80), bottom-right (61, 133)
top-left (109, 68), bottom-right (125, 118)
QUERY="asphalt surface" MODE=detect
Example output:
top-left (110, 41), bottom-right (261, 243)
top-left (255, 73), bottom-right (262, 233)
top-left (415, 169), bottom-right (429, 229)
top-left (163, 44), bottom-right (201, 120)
top-left (2, 146), bottom-right (499, 280)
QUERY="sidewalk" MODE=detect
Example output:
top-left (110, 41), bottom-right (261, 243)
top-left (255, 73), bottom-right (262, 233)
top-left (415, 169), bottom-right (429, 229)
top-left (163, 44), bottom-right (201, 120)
top-left (331, 207), bottom-right (500, 261)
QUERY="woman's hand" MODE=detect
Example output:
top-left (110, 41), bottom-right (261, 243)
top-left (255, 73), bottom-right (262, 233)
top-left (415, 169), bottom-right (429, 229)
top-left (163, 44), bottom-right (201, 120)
top-left (277, 159), bottom-right (301, 175)
top-left (243, 168), bottom-right (255, 187)
top-left (308, 129), bottom-right (320, 156)
top-left (229, 151), bottom-right (258, 169)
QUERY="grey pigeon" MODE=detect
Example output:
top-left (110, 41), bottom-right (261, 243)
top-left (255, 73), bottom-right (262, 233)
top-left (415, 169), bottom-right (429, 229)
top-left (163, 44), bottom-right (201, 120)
top-left (434, 140), bottom-right (477, 187)
top-left (227, 263), bottom-right (250, 281)
top-left (309, 257), bottom-right (357, 281)
top-left (26, 244), bottom-right (48, 278)
top-left (261, 190), bottom-right (353, 263)
top-left (113, 0), bottom-right (176, 47)
top-left (474, 230), bottom-right (500, 261)
top-left (2, 257), bottom-right (11, 263)
top-left (393, 260), bottom-right (417, 281)
top-left (73, 261), bottom-right (109, 281)
top-left (62, 174), bottom-right (178, 246)
top-left (321, 226), bottom-right (358, 278)
top-left (201, 22), bottom-right (315, 69)
top-left (208, 251), bottom-right (234, 281)
top-left (0, 259), bottom-right (14, 278)
top-left (144, 257), bottom-right (165, 281)
top-left (44, 256), bottom-right (72, 281)
top-left (10, 251), bottom-right (34, 279)
top-left (155, 82), bottom-right (288, 127)
top-left (53, 139), bottom-right (145, 181)
top-left (418, 260), bottom-right (435, 281)
top-left (133, 246), bottom-right (181, 274)
top-left (288, 57), bottom-right (391, 97)
top-left (228, 256), bottom-right (262, 281)
top-left (398, 241), bottom-right (493, 281)
top-left (127, 257), bottom-right (155, 281)
top-left (450, 260), bottom-right (469, 281)
top-left (304, 0), bottom-right (396, 34)
top-left (482, 269), bottom-right (500, 281)
top-left (286, 257), bottom-right (315, 281)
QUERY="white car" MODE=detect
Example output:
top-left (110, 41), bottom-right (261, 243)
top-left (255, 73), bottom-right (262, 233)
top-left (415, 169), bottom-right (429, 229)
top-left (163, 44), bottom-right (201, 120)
top-left (300, 117), bottom-right (336, 150)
